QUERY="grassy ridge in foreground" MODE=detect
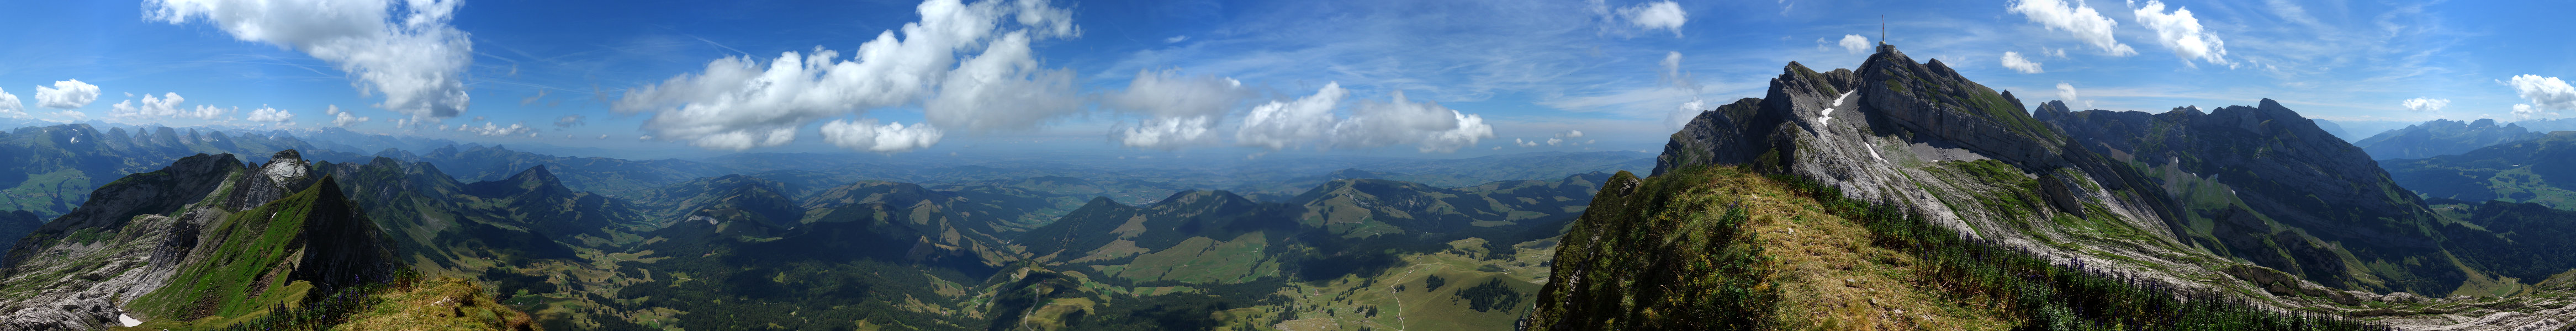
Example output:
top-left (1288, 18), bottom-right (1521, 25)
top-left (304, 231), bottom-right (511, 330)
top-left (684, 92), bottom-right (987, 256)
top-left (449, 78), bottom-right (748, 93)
top-left (1527, 166), bottom-right (2392, 330)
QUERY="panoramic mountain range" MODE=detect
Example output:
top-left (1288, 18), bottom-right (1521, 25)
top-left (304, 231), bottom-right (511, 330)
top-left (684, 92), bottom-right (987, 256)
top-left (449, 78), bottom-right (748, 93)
top-left (11, 0), bottom-right (2576, 328)
top-left (0, 122), bottom-right (1644, 330)
top-left (6, 44), bottom-right (2576, 330)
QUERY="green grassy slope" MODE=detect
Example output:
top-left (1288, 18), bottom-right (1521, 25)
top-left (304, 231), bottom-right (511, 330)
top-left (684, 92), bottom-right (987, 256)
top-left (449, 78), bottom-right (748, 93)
top-left (129, 177), bottom-right (399, 328)
top-left (1528, 166), bottom-right (2388, 330)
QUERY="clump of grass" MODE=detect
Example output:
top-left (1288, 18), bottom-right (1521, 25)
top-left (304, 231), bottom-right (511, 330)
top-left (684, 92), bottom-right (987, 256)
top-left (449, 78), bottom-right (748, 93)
top-left (195, 268), bottom-right (424, 331)
top-left (332, 274), bottom-right (540, 331)
top-left (1525, 166), bottom-right (1778, 330)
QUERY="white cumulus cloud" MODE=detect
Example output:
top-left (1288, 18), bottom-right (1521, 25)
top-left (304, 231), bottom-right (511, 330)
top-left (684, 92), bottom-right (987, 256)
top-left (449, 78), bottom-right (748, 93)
top-left (1230, 82), bottom-right (1496, 153)
top-left (147, 0), bottom-right (474, 120)
top-left (923, 31), bottom-right (1081, 132)
top-left (1590, 0), bottom-right (1686, 37)
top-left (821, 119), bottom-right (943, 152)
top-left (109, 93), bottom-right (230, 120)
top-left (1104, 70), bottom-right (1252, 150)
top-left (1620, 1), bottom-right (1687, 36)
top-left (1116, 116), bottom-right (1218, 150)
top-left (1334, 91), bottom-right (1493, 153)
top-left (2400, 98), bottom-right (2449, 113)
top-left (34, 79), bottom-right (101, 109)
top-left (0, 88), bottom-right (24, 119)
top-left (2002, 51), bottom-right (2045, 73)
top-left (1838, 35), bottom-right (1871, 54)
top-left (2055, 83), bottom-right (2080, 105)
top-left (612, 0), bottom-right (1077, 151)
top-left (246, 106), bottom-right (294, 125)
top-left (2506, 74), bottom-right (2576, 111)
top-left (1237, 83), bottom-right (1348, 151)
top-left (458, 121), bottom-right (535, 137)
top-left (2130, 0), bottom-right (2230, 67)
top-left (2008, 0), bottom-right (2136, 56)
top-left (325, 105), bottom-right (370, 127)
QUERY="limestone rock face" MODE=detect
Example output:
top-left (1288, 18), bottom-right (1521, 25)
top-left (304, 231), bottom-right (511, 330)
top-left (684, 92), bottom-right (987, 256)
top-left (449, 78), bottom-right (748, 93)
top-left (1652, 45), bottom-right (2196, 294)
top-left (0, 155), bottom-right (251, 330)
top-left (1853, 45), bottom-right (2066, 169)
top-left (1648, 44), bottom-right (2481, 301)
top-left (0, 210), bottom-right (205, 331)
top-left (223, 150), bottom-right (316, 211)
top-left (0, 150), bottom-right (378, 331)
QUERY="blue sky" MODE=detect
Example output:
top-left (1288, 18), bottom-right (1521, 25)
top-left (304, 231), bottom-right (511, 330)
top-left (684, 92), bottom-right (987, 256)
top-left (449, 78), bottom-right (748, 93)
top-left (0, 0), bottom-right (2569, 158)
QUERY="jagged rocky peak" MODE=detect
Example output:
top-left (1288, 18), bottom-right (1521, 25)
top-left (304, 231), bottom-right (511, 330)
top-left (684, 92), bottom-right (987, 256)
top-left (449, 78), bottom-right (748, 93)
top-left (1656, 44), bottom-right (2068, 176)
top-left (1646, 42), bottom-right (2476, 298)
top-left (1774, 61), bottom-right (1860, 102)
top-left (1853, 44), bottom-right (2065, 168)
top-left (261, 150), bottom-right (311, 184)
top-left (225, 150), bottom-right (318, 211)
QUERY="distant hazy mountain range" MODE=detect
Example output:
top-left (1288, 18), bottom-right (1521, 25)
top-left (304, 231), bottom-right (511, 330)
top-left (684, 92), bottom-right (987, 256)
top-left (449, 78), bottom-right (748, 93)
top-left (2311, 119), bottom-right (2416, 142)
top-left (2353, 119), bottom-right (2545, 160)
top-left (0, 124), bottom-right (1649, 330)
top-left (2384, 131), bottom-right (2576, 209)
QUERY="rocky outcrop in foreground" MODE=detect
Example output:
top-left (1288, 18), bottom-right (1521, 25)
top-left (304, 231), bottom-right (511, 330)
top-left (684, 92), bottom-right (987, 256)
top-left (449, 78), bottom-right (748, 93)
top-left (0, 150), bottom-right (394, 330)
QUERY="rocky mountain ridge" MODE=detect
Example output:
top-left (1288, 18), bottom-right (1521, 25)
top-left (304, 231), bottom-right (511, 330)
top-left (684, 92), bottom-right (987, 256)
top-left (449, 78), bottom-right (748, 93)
top-left (1648, 44), bottom-right (2541, 307)
top-left (0, 150), bottom-right (403, 330)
